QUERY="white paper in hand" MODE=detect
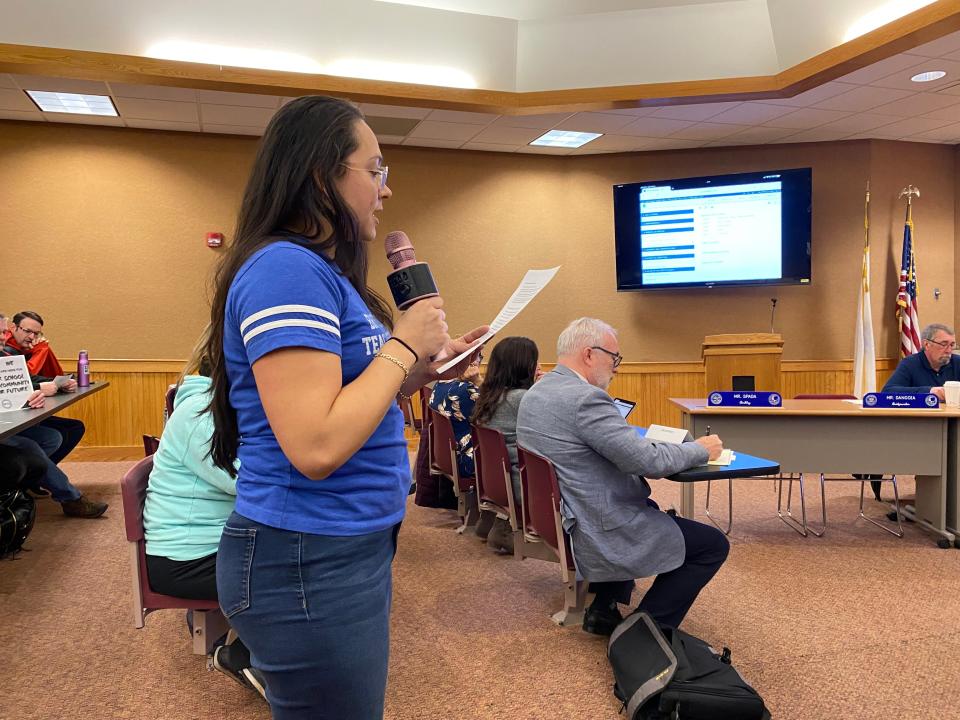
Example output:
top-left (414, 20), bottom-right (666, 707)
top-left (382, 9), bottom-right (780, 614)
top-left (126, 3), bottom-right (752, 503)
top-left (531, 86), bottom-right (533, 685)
top-left (436, 266), bottom-right (560, 374)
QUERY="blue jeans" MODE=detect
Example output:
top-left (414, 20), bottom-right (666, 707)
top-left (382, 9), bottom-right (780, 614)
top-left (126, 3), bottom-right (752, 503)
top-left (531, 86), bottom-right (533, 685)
top-left (16, 423), bottom-right (62, 457)
top-left (217, 512), bottom-right (399, 719)
top-left (19, 417), bottom-right (85, 464)
top-left (2, 435), bottom-right (81, 503)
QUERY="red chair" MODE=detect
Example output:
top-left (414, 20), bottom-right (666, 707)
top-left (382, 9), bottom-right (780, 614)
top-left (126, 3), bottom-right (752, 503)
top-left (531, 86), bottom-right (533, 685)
top-left (397, 389), bottom-right (422, 433)
top-left (472, 425), bottom-right (518, 551)
top-left (142, 435), bottom-right (160, 456)
top-left (163, 384), bottom-right (177, 423)
top-left (120, 456), bottom-right (229, 654)
top-left (516, 445), bottom-right (587, 627)
top-left (429, 408), bottom-right (478, 530)
top-left (787, 394), bottom-right (902, 537)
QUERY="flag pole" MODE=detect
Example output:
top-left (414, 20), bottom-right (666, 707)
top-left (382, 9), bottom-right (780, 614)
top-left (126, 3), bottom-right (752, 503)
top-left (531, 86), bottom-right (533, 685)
top-left (896, 185), bottom-right (921, 358)
top-left (854, 181), bottom-right (874, 396)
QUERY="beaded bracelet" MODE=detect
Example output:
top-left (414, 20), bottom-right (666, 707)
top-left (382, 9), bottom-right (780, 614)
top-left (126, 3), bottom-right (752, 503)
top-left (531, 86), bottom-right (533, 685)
top-left (375, 352), bottom-right (410, 382)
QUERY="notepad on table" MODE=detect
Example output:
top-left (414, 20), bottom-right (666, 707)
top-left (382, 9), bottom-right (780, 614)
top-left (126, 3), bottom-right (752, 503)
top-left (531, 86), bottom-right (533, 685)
top-left (707, 449), bottom-right (735, 466)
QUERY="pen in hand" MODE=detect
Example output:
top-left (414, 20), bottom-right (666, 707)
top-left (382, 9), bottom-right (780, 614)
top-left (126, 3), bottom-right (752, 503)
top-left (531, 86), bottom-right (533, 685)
top-left (705, 425), bottom-right (711, 436)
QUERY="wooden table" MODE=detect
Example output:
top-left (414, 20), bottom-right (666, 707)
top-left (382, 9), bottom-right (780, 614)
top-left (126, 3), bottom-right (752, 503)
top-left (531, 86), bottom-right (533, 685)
top-left (0, 382), bottom-right (110, 441)
top-left (670, 397), bottom-right (960, 546)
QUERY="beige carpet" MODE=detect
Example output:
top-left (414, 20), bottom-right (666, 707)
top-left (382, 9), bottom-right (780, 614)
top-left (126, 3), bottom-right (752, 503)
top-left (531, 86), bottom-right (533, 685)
top-left (2, 463), bottom-right (959, 720)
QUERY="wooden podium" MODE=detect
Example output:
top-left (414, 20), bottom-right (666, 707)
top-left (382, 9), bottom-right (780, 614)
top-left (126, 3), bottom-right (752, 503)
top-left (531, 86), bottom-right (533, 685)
top-left (702, 333), bottom-right (783, 393)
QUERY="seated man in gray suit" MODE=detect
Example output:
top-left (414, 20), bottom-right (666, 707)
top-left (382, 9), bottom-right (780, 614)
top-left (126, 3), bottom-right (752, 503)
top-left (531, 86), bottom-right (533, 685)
top-left (517, 317), bottom-right (728, 635)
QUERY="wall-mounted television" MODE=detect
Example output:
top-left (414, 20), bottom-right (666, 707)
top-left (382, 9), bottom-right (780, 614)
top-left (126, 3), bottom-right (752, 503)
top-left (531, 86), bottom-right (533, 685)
top-left (613, 168), bottom-right (812, 291)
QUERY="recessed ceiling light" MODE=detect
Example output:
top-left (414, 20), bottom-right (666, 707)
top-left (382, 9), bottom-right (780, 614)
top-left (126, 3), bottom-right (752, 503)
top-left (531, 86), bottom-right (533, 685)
top-left (26, 91), bottom-right (118, 116)
top-left (911, 70), bottom-right (947, 83)
top-left (530, 130), bottom-right (602, 148)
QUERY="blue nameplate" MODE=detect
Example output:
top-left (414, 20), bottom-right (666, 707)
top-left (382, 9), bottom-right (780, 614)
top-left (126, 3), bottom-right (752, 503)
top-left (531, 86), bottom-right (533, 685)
top-left (862, 393), bottom-right (939, 409)
top-left (708, 391), bottom-right (782, 407)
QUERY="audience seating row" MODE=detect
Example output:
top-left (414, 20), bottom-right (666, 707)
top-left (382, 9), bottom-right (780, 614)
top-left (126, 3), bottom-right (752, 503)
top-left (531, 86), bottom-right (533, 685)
top-left (428, 408), bottom-right (586, 626)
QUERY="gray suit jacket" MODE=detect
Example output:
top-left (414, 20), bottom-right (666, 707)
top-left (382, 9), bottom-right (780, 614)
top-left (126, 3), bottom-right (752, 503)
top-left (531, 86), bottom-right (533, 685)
top-left (516, 365), bottom-right (708, 581)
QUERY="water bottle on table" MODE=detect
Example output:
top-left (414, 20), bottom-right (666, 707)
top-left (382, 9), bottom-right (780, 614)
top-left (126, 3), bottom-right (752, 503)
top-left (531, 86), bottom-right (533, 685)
top-left (77, 350), bottom-right (90, 388)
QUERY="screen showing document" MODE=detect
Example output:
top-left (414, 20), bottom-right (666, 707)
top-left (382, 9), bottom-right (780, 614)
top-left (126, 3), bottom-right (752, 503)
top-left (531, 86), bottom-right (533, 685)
top-left (638, 180), bottom-right (782, 286)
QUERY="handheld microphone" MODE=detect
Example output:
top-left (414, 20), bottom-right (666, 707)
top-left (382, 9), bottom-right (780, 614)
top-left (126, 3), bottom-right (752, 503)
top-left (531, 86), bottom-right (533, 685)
top-left (384, 231), bottom-right (440, 310)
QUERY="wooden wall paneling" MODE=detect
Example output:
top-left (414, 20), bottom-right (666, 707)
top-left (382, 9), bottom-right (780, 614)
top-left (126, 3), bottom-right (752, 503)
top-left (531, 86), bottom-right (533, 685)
top-left (56, 360), bottom-right (181, 452)
top-left (55, 358), bottom-right (905, 459)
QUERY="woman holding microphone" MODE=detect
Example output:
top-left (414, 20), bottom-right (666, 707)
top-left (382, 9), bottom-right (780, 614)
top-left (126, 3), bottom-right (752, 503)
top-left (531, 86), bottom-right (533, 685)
top-left (204, 95), bottom-right (486, 719)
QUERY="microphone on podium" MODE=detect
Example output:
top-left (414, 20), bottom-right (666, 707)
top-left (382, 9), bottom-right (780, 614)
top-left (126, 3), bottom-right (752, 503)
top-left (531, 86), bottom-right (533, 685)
top-left (384, 231), bottom-right (440, 310)
top-left (770, 298), bottom-right (778, 333)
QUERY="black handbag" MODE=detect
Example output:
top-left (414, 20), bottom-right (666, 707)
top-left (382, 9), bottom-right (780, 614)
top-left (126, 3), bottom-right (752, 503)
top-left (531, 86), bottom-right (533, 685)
top-left (0, 489), bottom-right (37, 558)
top-left (608, 612), bottom-right (771, 720)
top-left (0, 443), bottom-right (44, 557)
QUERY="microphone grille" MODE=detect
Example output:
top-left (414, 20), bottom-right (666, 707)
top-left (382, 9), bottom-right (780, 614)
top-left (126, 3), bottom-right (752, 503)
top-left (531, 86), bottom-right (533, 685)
top-left (385, 230), bottom-right (416, 270)
top-left (384, 230), bottom-right (410, 254)
top-left (392, 247), bottom-right (416, 265)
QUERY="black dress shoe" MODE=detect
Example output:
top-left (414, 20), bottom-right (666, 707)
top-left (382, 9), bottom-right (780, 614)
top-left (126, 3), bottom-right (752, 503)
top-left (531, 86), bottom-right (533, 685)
top-left (582, 603), bottom-right (623, 636)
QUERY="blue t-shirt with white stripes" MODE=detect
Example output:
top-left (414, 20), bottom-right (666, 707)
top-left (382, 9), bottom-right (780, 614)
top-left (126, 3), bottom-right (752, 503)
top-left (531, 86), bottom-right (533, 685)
top-left (224, 240), bottom-right (409, 536)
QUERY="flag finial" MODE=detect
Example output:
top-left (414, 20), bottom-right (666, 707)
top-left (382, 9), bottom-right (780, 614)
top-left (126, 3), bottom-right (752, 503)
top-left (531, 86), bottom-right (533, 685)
top-left (898, 185), bottom-right (920, 204)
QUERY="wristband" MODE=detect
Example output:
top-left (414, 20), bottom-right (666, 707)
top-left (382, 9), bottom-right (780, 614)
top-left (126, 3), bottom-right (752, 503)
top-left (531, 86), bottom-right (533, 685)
top-left (387, 336), bottom-right (419, 364)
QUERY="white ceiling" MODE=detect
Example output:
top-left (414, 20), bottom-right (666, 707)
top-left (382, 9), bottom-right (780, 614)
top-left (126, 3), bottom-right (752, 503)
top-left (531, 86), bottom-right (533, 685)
top-left (0, 0), bottom-right (924, 92)
top-left (374, 0), bottom-right (732, 20)
top-left (6, 29), bottom-right (960, 154)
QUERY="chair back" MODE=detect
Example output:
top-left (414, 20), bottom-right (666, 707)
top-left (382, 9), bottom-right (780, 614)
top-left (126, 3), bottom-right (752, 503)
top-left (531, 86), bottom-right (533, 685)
top-left (517, 445), bottom-right (575, 572)
top-left (423, 390), bottom-right (438, 471)
top-left (429, 407), bottom-right (456, 477)
top-left (164, 384), bottom-right (177, 422)
top-left (793, 394), bottom-right (857, 400)
top-left (397, 390), bottom-right (422, 432)
top-left (121, 456), bottom-right (153, 544)
top-left (142, 435), bottom-right (160, 456)
top-left (119, 456), bottom-right (218, 620)
top-left (472, 424), bottom-right (513, 520)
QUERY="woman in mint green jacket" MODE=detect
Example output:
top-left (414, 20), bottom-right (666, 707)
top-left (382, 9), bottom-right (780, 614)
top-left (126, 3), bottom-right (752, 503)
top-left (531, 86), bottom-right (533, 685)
top-left (144, 371), bottom-right (236, 597)
top-left (143, 338), bottom-right (262, 697)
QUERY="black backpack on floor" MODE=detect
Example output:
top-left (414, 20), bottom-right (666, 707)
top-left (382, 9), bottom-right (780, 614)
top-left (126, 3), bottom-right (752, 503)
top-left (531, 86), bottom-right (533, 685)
top-left (0, 490), bottom-right (36, 558)
top-left (608, 612), bottom-right (771, 720)
top-left (0, 444), bottom-right (44, 558)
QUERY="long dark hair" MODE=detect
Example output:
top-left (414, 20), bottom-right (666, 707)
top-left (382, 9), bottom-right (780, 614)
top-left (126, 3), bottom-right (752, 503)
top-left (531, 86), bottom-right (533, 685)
top-left (471, 337), bottom-right (539, 426)
top-left (206, 96), bottom-right (393, 474)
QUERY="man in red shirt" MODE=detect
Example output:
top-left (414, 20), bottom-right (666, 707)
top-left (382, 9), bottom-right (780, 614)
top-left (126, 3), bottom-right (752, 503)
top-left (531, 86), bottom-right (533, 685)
top-left (3, 311), bottom-right (65, 380)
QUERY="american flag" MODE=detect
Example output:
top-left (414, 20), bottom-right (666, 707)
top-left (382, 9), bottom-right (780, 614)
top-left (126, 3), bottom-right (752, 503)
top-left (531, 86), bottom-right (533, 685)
top-left (896, 203), bottom-right (921, 358)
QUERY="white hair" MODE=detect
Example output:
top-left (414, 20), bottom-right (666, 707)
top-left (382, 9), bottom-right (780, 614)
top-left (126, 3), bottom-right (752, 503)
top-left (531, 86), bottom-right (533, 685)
top-left (922, 323), bottom-right (955, 341)
top-left (556, 317), bottom-right (617, 357)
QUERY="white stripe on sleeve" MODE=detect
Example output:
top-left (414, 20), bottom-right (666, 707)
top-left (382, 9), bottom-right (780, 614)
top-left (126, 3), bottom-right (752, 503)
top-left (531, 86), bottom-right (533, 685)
top-left (240, 304), bottom-right (340, 334)
top-left (242, 319), bottom-right (341, 346)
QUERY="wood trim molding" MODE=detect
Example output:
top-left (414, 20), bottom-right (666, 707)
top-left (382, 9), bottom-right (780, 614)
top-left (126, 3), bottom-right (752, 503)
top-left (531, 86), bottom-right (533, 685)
top-left (781, 358), bottom-right (899, 372)
top-left (541, 358), bottom-right (899, 374)
top-left (56, 357), bottom-right (900, 375)
top-left (70, 445), bottom-right (144, 462)
top-left (2, 4), bottom-right (960, 114)
top-left (61, 358), bottom-right (186, 373)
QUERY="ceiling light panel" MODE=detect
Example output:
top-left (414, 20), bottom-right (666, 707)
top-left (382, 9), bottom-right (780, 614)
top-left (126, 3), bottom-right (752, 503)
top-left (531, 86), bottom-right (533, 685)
top-left (529, 130), bottom-right (601, 148)
top-left (26, 91), bottom-right (118, 116)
